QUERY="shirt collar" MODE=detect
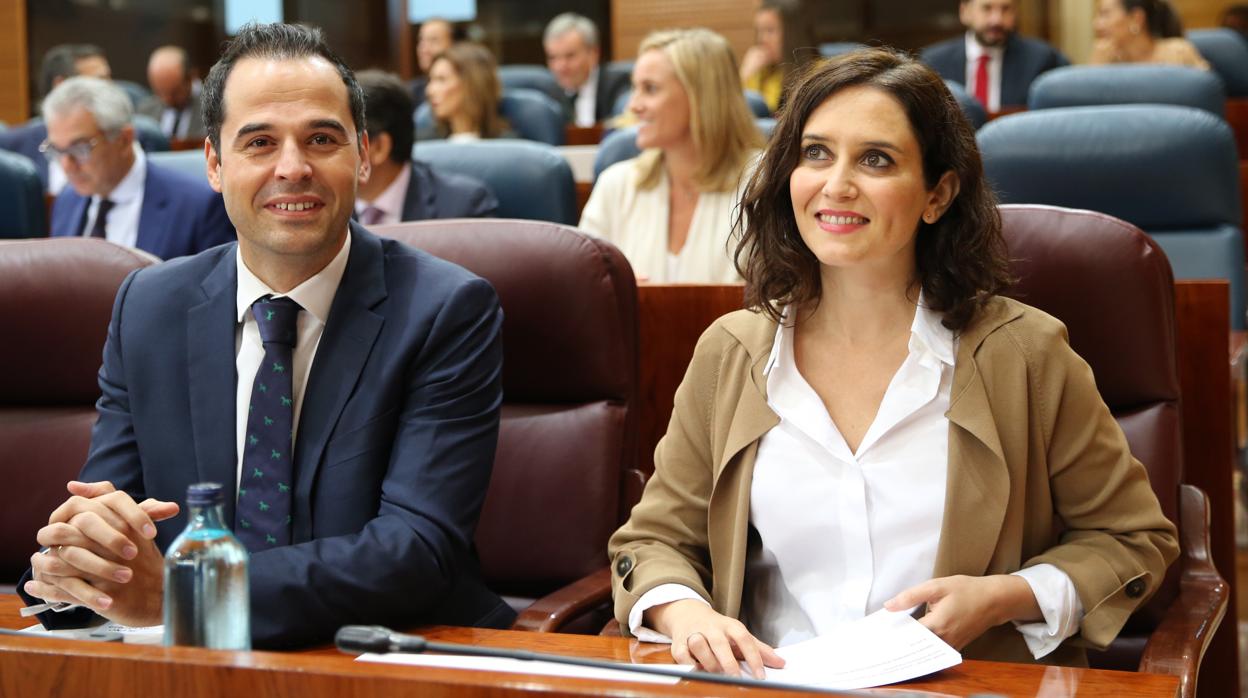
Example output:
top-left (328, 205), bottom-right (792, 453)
top-left (965, 32), bottom-right (1005, 62)
top-left (355, 161), bottom-right (411, 219)
top-left (763, 293), bottom-right (956, 376)
top-left (235, 229), bottom-right (352, 325)
top-left (101, 144), bottom-right (145, 205)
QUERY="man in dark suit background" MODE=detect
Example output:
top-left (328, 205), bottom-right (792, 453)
top-left (20, 22), bottom-right (513, 648)
top-left (355, 69), bottom-right (497, 223)
top-left (921, 0), bottom-right (1068, 111)
top-left (43, 76), bottom-right (234, 259)
top-left (544, 13), bottom-right (630, 126)
top-left (0, 44), bottom-right (112, 193)
top-left (137, 46), bottom-right (205, 141)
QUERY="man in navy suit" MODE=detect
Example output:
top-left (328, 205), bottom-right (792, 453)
top-left (921, 0), bottom-right (1067, 111)
top-left (355, 70), bottom-right (497, 223)
top-left (20, 22), bottom-right (513, 648)
top-left (42, 76), bottom-right (234, 259)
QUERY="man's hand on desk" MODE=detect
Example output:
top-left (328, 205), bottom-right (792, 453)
top-left (884, 574), bottom-right (1043, 650)
top-left (24, 480), bottom-right (179, 627)
top-left (645, 599), bottom-right (785, 680)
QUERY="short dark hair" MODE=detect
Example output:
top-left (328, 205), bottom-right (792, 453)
top-left (39, 44), bottom-right (106, 99)
top-left (356, 69), bottom-right (415, 166)
top-left (734, 47), bottom-right (1011, 332)
top-left (202, 22), bottom-right (365, 156)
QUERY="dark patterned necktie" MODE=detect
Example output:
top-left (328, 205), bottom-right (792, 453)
top-left (235, 295), bottom-right (301, 551)
top-left (87, 199), bottom-right (114, 239)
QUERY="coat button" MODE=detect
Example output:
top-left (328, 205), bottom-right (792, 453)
top-left (615, 556), bottom-right (633, 577)
top-left (1125, 578), bottom-right (1146, 598)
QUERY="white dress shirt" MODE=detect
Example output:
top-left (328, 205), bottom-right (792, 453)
top-left (81, 144), bottom-right (146, 250)
top-left (160, 106), bottom-right (193, 140)
top-left (570, 69), bottom-right (599, 128)
top-left (631, 301), bottom-right (1083, 658)
top-left (234, 230), bottom-right (352, 489)
top-left (965, 32), bottom-right (1005, 113)
top-left (355, 162), bottom-right (411, 226)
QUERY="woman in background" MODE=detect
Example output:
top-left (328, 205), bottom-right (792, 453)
top-left (1089, 0), bottom-right (1210, 68)
top-left (579, 28), bottom-right (762, 283)
top-left (423, 42), bottom-right (514, 141)
top-left (739, 0), bottom-right (816, 113)
top-left (608, 48), bottom-right (1176, 676)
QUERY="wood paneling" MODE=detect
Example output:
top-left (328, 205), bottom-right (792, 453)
top-left (0, 0), bottom-right (29, 125)
top-left (611, 0), bottom-right (756, 60)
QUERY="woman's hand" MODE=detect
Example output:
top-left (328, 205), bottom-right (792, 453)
top-left (884, 574), bottom-right (1042, 650)
top-left (739, 46), bottom-right (771, 82)
top-left (646, 599), bottom-right (785, 678)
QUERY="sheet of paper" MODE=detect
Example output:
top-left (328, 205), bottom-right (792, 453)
top-left (762, 609), bottom-right (961, 690)
top-left (357, 651), bottom-right (692, 685)
top-left (21, 622), bottom-right (164, 645)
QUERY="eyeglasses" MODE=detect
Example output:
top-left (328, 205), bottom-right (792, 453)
top-left (38, 137), bottom-right (102, 164)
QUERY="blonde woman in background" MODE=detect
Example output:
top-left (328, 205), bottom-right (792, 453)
top-left (422, 43), bottom-right (516, 141)
top-left (1088, 0), bottom-right (1210, 69)
top-left (580, 28), bottom-right (763, 283)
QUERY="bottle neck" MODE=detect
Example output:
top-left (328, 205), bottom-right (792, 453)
top-left (188, 503), bottom-right (228, 530)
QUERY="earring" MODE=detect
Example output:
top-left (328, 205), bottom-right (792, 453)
top-left (923, 212), bottom-right (935, 223)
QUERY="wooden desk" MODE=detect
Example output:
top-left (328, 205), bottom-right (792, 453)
top-left (0, 595), bottom-right (1178, 697)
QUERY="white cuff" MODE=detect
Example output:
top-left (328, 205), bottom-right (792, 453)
top-left (628, 583), bottom-right (710, 643)
top-left (1011, 564), bottom-right (1084, 659)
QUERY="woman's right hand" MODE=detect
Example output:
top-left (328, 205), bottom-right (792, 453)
top-left (739, 45), bottom-right (770, 82)
top-left (645, 599), bottom-right (785, 679)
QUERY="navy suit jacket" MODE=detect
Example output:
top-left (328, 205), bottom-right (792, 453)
top-left (403, 159), bottom-right (498, 221)
top-left (49, 161), bottom-right (236, 260)
top-left (920, 33), bottom-right (1069, 108)
top-left (21, 223), bottom-right (514, 647)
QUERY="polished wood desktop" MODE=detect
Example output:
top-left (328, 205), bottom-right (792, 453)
top-left (0, 595), bottom-right (1178, 697)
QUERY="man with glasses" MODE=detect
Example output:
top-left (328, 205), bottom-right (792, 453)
top-left (43, 76), bottom-right (234, 259)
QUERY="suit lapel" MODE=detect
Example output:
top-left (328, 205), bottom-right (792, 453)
top-left (135, 166), bottom-right (170, 257)
top-left (55, 194), bottom-right (90, 238)
top-left (1000, 35), bottom-right (1026, 107)
top-left (403, 162), bottom-right (437, 221)
top-left (291, 224), bottom-right (387, 540)
top-left (931, 300), bottom-right (1022, 578)
top-left (187, 250), bottom-right (241, 524)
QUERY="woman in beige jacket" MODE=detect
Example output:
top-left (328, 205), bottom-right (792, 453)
top-left (608, 48), bottom-right (1178, 678)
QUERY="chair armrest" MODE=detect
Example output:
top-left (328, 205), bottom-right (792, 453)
top-left (511, 567), bottom-right (612, 633)
top-left (1139, 484), bottom-right (1229, 698)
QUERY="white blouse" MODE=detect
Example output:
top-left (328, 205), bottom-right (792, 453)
top-left (630, 302), bottom-right (1083, 658)
top-left (578, 155), bottom-right (754, 283)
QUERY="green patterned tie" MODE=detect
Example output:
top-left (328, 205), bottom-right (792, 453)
top-left (235, 295), bottom-right (300, 550)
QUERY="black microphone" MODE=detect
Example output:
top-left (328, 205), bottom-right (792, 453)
top-left (333, 625), bottom-right (948, 697)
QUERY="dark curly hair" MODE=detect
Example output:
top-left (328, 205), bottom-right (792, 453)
top-left (733, 47), bottom-right (1011, 331)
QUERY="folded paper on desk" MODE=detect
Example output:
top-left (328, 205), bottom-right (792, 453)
top-left (22, 622), bottom-right (163, 645)
top-left (357, 652), bottom-right (693, 685)
top-left (764, 609), bottom-right (961, 690)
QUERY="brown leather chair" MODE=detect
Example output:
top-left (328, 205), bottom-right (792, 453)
top-left (1000, 204), bottom-right (1227, 696)
top-left (0, 238), bottom-right (157, 585)
top-left (373, 219), bottom-right (643, 632)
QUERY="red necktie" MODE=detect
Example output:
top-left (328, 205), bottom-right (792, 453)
top-left (974, 54), bottom-right (991, 110)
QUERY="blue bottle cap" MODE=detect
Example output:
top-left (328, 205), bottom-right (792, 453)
top-left (186, 482), bottom-right (225, 506)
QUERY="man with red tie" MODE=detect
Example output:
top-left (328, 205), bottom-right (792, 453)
top-left (920, 0), bottom-right (1068, 112)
